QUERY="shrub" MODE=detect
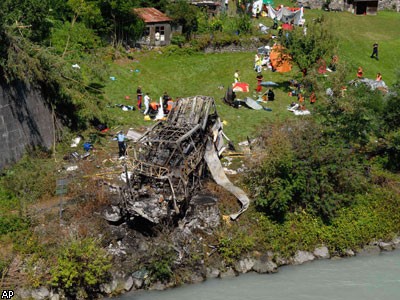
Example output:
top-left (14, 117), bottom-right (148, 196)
top-left (217, 226), bottom-right (255, 265)
top-left (146, 246), bottom-right (175, 282)
top-left (50, 238), bottom-right (111, 297)
top-left (246, 120), bottom-right (369, 222)
top-left (0, 215), bottom-right (29, 235)
top-left (171, 34), bottom-right (186, 47)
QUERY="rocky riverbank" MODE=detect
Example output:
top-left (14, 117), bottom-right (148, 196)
top-left (15, 191), bottom-right (400, 300)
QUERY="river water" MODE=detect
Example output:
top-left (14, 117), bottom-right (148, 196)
top-left (117, 250), bottom-right (400, 300)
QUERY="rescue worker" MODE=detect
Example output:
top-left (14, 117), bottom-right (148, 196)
top-left (116, 131), bottom-right (126, 157)
top-left (143, 93), bottom-right (150, 115)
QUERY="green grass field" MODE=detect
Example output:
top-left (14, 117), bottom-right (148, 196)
top-left (103, 10), bottom-right (400, 143)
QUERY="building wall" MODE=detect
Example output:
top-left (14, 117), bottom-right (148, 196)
top-left (142, 23), bottom-right (172, 46)
top-left (378, 0), bottom-right (400, 11)
top-left (0, 80), bottom-right (55, 169)
top-left (301, 0), bottom-right (399, 11)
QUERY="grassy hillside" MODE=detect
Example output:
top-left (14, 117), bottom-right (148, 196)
top-left (306, 10), bottom-right (400, 85)
top-left (103, 52), bottom-right (298, 143)
top-left (103, 10), bottom-right (400, 143)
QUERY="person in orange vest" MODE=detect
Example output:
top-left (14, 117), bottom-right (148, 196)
top-left (149, 102), bottom-right (159, 114)
top-left (357, 67), bottom-right (363, 79)
top-left (298, 93), bottom-right (304, 105)
top-left (310, 91), bottom-right (316, 104)
top-left (166, 99), bottom-right (174, 113)
top-left (376, 72), bottom-right (382, 81)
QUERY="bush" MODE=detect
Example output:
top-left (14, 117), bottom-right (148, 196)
top-left (50, 238), bottom-right (111, 297)
top-left (0, 215), bottom-right (29, 235)
top-left (217, 226), bottom-right (255, 265)
top-left (246, 120), bottom-right (369, 222)
top-left (170, 34), bottom-right (186, 47)
top-left (146, 246), bottom-right (175, 282)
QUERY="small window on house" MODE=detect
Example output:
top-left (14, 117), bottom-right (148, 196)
top-left (155, 26), bottom-right (165, 41)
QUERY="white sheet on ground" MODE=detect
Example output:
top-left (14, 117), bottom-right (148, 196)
top-left (245, 97), bottom-right (263, 110)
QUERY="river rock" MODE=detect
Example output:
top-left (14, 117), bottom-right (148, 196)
top-left (100, 279), bottom-right (118, 294)
top-left (148, 281), bottom-right (167, 291)
top-left (50, 293), bottom-right (60, 300)
top-left (206, 267), bottom-right (220, 278)
top-left (220, 267), bottom-right (236, 278)
top-left (17, 288), bottom-right (31, 299)
top-left (124, 276), bottom-right (134, 291)
top-left (234, 257), bottom-right (256, 273)
top-left (132, 278), bottom-right (143, 289)
top-left (190, 273), bottom-right (205, 284)
top-left (344, 249), bottom-right (355, 256)
top-left (313, 246), bottom-right (330, 259)
top-left (292, 251), bottom-right (315, 265)
top-left (356, 245), bottom-right (381, 256)
top-left (31, 287), bottom-right (49, 300)
top-left (275, 255), bottom-right (290, 266)
top-left (378, 241), bottom-right (393, 251)
top-left (252, 259), bottom-right (277, 274)
top-left (392, 237), bottom-right (400, 249)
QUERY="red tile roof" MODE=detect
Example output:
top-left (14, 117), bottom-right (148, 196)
top-left (133, 8), bottom-right (172, 23)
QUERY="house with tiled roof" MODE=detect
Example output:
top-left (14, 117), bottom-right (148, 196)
top-left (133, 8), bottom-right (173, 46)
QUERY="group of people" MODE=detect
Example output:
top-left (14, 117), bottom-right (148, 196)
top-left (136, 86), bottom-right (174, 116)
top-left (357, 67), bottom-right (383, 82)
top-left (356, 42), bottom-right (381, 81)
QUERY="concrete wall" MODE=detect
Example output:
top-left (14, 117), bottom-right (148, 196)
top-left (0, 80), bottom-right (55, 169)
top-left (300, 0), bottom-right (399, 11)
top-left (379, 0), bottom-right (400, 11)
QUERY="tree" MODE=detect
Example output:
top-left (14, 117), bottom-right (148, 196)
top-left (167, 0), bottom-right (199, 39)
top-left (283, 16), bottom-right (337, 71)
top-left (0, 0), bottom-right (52, 43)
top-left (99, 0), bottom-right (145, 46)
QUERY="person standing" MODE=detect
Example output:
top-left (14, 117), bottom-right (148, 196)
top-left (256, 73), bottom-right (263, 93)
top-left (370, 43), bottom-right (379, 60)
top-left (136, 86), bottom-right (143, 110)
top-left (117, 131), bottom-right (126, 157)
top-left (234, 70), bottom-right (240, 83)
top-left (310, 91), bottom-right (316, 104)
top-left (143, 93), bottom-right (150, 115)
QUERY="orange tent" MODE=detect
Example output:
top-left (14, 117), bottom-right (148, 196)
top-left (269, 45), bottom-right (292, 73)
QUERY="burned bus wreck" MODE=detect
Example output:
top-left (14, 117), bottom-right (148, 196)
top-left (105, 96), bottom-right (249, 225)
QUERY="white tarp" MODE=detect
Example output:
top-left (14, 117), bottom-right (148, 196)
top-left (267, 5), bottom-right (304, 25)
top-left (252, 0), bottom-right (263, 16)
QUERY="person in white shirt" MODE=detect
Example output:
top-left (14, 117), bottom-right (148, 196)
top-left (143, 93), bottom-right (150, 115)
top-left (234, 70), bottom-right (240, 83)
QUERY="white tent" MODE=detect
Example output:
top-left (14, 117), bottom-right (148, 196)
top-left (252, 0), bottom-right (263, 16)
top-left (267, 5), bottom-right (304, 26)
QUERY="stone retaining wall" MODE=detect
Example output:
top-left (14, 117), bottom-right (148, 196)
top-left (0, 80), bottom-right (55, 169)
top-left (300, 0), bottom-right (399, 11)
